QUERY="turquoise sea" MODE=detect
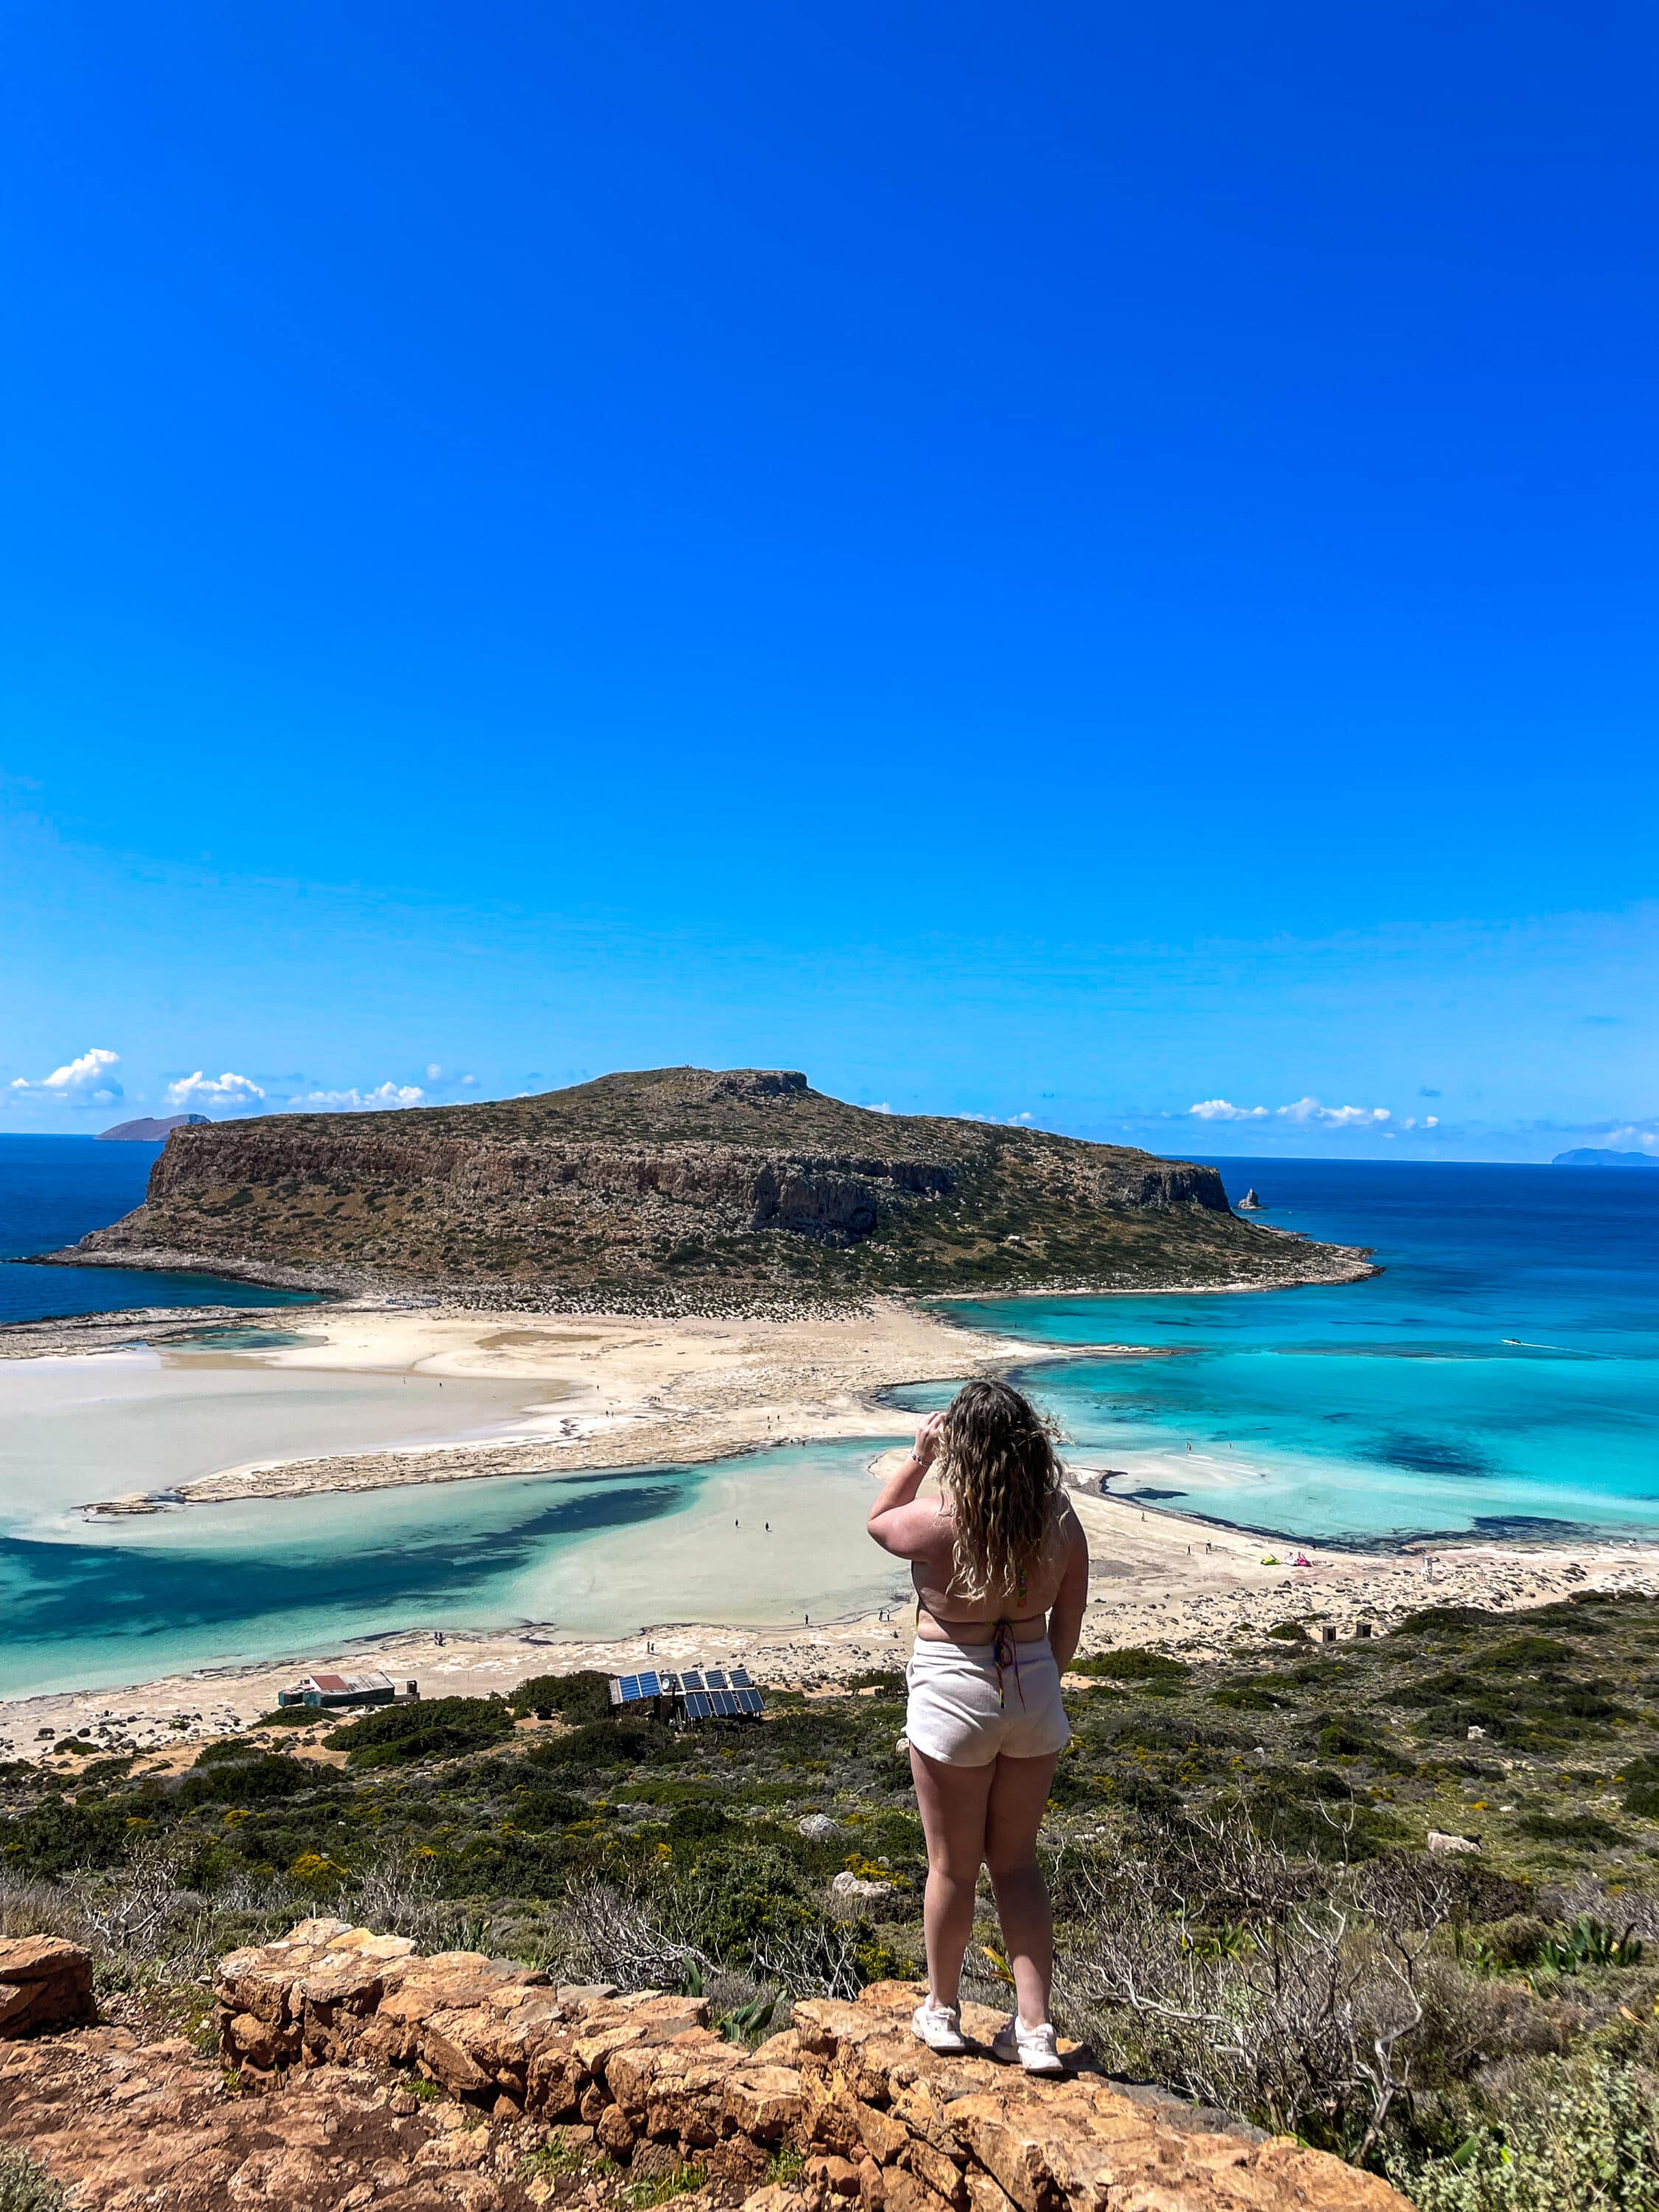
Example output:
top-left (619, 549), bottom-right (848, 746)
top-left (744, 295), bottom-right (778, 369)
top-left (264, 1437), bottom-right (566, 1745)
top-left (936, 1159), bottom-right (1659, 1548)
top-left (0, 1144), bottom-right (1653, 1699)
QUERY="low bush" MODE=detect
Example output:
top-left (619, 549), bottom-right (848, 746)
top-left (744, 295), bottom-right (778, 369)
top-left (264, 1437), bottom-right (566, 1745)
top-left (1072, 1648), bottom-right (1189, 1682)
top-left (535, 1720), bottom-right (661, 1770)
top-left (1394, 2059), bottom-right (1659, 2211)
top-left (177, 1755), bottom-right (324, 1808)
top-left (0, 2144), bottom-right (69, 2212)
top-left (1518, 1813), bottom-right (1627, 1849)
top-left (324, 1697), bottom-right (515, 1767)
top-left (509, 1670), bottom-right (613, 1724)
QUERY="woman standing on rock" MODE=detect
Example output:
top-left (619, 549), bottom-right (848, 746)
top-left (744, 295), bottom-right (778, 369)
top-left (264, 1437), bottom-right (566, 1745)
top-left (867, 1380), bottom-right (1088, 2073)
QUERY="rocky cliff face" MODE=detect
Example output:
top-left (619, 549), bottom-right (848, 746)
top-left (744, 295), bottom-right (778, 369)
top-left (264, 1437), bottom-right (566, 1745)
top-left (72, 1067), bottom-right (1371, 1306)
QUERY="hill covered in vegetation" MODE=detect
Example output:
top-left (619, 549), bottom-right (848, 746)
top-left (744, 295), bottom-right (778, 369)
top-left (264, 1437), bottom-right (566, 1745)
top-left (67, 1066), bottom-right (1370, 1307)
top-left (9, 1589), bottom-right (1659, 2200)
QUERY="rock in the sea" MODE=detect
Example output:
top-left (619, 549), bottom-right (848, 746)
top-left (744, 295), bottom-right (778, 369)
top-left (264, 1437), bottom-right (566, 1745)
top-left (0, 1935), bottom-right (95, 2036)
top-left (1237, 1187), bottom-right (1265, 1210)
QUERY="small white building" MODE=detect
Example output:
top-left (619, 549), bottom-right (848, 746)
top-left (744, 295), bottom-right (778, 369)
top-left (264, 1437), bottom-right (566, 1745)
top-left (276, 1671), bottom-right (417, 1711)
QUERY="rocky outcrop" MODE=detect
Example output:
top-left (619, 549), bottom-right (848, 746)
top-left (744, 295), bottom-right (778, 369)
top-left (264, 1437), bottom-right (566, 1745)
top-left (1237, 1189), bottom-right (1263, 1211)
top-left (64, 1068), bottom-right (1374, 1307)
top-left (0, 1938), bottom-right (94, 2037)
top-left (205, 1918), bottom-right (1409, 2212)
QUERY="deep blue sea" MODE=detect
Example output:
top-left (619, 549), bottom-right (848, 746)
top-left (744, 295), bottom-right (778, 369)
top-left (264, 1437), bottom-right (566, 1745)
top-left (0, 1135), bottom-right (313, 1324)
top-left (0, 1147), bottom-right (1653, 1698)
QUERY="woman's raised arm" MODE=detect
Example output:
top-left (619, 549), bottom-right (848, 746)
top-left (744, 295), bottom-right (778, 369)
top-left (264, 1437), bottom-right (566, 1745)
top-left (867, 1413), bottom-right (947, 1559)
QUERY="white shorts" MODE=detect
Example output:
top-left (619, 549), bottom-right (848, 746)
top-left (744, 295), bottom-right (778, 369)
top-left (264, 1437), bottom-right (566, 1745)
top-left (905, 1637), bottom-right (1071, 1767)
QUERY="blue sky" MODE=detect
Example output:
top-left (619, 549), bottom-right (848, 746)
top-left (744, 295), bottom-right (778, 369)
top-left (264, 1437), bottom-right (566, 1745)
top-left (2, 2), bottom-right (1654, 1158)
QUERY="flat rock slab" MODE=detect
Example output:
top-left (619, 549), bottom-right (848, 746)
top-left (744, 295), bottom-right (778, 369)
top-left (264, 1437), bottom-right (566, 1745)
top-left (0, 1938), bottom-right (94, 2038)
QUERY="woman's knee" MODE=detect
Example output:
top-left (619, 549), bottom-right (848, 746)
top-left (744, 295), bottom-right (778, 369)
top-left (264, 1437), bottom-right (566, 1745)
top-left (928, 1852), bottom-right (984, 1893)
top-left (984, 1845), bottom-right (1042, 1886)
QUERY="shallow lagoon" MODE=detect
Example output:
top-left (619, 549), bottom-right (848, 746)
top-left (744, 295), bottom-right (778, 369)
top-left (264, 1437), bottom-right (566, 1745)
top-left (1, 1155), bottom-right (1655, 1697)
top-left (0, 1434), bottom-right (900, 1699)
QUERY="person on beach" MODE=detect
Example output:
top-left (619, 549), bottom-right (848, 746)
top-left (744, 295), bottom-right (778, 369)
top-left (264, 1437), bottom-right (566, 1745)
top-left (867, 1380), bottom-right (1088, 2073)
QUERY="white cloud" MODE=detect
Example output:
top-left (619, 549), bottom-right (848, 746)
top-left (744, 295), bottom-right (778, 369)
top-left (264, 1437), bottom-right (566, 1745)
top-left (959, 1110), bottom-right (1040, 1126)
top-left (426, 1063), bottom-right (443, 1081)
top-left (289, 1082), bottom-right (427, 1112)
top-left (1606, 1124), bottom-right (1659, 1152)
top-left (1188, 1099), bottom-right (1269, 1121)
top-left (862, 1101), bottom-right (894, 1114)
top-left (8, 1046), bottom-right (123, 1104)
top-left (1276, 1097), bottom-right (1391, 1127)
top-left (1402, 1115), bottom-right (1441, 1131)
top-left (164, 1070), bottom-right (266, 1114)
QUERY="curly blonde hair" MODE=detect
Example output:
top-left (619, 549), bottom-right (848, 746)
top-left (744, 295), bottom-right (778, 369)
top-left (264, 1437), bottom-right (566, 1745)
top-left (936, 1380), bottom-right (1062, 1604)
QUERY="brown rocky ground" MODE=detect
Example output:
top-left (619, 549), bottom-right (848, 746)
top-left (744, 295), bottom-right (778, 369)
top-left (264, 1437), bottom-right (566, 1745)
top-left (0, 1919), bottom-right (1411, 2212)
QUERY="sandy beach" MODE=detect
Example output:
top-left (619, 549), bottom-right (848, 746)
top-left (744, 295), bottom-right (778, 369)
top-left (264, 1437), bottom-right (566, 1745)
top-left (32, 1298), bottom-right (1053, 1513)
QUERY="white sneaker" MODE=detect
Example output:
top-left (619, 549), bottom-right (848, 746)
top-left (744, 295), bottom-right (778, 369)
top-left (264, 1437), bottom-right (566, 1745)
top-left (991, 2017), bottom-right (1064, 2074)
top-left (911, 1999), bottom-right (968, 2053)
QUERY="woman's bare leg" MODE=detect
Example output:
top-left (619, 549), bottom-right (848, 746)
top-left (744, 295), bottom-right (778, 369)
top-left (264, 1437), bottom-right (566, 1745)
top-left (910, 1748), bottom-right (996, 2010)
top-left (984, 1751), bottom-right (1060, 2028)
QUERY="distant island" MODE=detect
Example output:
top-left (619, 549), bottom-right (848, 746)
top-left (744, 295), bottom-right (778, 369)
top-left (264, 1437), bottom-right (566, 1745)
top-left (62, 1065), bottom-right (1374, 1307)
top-left (96, 1113), bottom-right (211, 1143)
top-left (1551, 1147), bottom-right (1659, 1168)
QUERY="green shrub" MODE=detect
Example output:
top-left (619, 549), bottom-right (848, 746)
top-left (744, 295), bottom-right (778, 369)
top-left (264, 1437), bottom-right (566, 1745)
top-left (0, 1793), bottom-right (132, 1877)
top-left (1265, 1621), bottom-right (1310, 1643)
top-left (1071, 1649), bottom-right (1188, 1682)
top-left (324, 1697), bottom-right (515, 1767)
top-left (535, 1720), bottom-right (659, 1770)
top-left (666, 1803), bottom-right (733, 1845)
top-left (1392, 1607), bottom-right (1503, 1638)
top-left (192, 1736), bottom-right (276, 1767)
top-left (0, 2145), bottom-right (69, 2212)
top-left (1211, 1680), bottom-right (1290, 1712)
top-left (1532, 1916), bottom-right (1644, 1975)
top-left (1483, 1637), bottom-right (1575, 1671)
top-left (504, 1787), bottom-right (586, 1830)
top-left (1517, 1812), bottom-right (1627, 1849)
top-left (1394, 2059), bottom-right (1659, 2211)
top-left (177, 1753), bottom-right (324, 1807)
top-left (251, 1707), bottom-right (316, 1728)
top-left (509, 1670), bottom-right (613, 1723)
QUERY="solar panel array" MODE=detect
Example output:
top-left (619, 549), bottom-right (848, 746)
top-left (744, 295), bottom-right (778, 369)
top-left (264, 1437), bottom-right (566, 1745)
top-left (609, 1669), bottom-right (664, 1705)
top-left (605, 1666), bottom-right (762, 1722)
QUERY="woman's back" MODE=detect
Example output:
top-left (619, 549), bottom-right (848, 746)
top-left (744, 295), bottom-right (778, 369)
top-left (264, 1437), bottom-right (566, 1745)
top-left (908, 1489), bottom-right (1080, 1642)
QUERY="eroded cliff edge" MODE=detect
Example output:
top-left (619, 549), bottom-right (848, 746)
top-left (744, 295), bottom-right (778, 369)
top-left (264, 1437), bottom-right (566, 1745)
top-left (62, 1066), bottom-right (1374, 1309)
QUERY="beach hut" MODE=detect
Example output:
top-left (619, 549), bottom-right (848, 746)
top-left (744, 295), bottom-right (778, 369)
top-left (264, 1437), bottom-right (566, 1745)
top-left (276, 1671), bottom-right (417, 1711)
